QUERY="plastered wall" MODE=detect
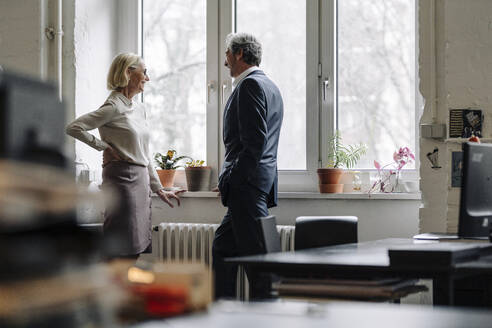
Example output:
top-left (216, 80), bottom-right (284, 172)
top-left (419, 0), bottom-right (492, 233)
top-left (72, 0), bottom-right (118, 175)
top-left (0, 0), bottom-right (51, 79)
top-left (0, 0), bottom-right (119, 170)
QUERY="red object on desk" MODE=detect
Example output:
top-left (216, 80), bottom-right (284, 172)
top-left (131, 285), bottom-right (188, 317)
top-left (468, 135), bottom-right (480, 143)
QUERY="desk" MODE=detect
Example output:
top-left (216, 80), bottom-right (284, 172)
top-left (227, 238), bottom-right (492, 305)
top-left (135, 300), bottom-right (492, 328)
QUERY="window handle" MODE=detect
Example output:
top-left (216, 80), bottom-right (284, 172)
top-left (221, 82), bottom-right (228, 105)
top-left (322, 78), bottom-right (330, 101)
top-left (207, 81), bottom-right (216, 104)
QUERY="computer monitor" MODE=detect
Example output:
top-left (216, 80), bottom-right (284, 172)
top-left (458, 142), bottom-right (492, 239)
top-left (0, 70), bottom-right (68, 168)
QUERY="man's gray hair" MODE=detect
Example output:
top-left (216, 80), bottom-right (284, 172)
top-left (225, 33), bottom-right (262, 66)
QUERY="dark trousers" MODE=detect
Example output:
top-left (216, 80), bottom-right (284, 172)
top-left (212, 184), bottom-right (270, 299)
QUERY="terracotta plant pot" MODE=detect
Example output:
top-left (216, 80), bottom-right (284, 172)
top-left (317, 168), bottom-right (343, 184)
top-left (157, 169), bottom-right (176, 188)
top-left (317, 168), bottom-right (344, 193)
top-left (185, 166), bottom-right (212, 191)
top-left (319, 183), bottom-right (344, 193)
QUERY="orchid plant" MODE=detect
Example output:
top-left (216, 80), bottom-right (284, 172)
top-left (368, 147), bottom-right (415, 193)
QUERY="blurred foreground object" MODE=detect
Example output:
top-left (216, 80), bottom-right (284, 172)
top-left (0, 70), bottom-right (70, 169)
top-left (110, 260), bottom-right (212, 320)
top-left (0, 71), bottom-right (123, 326)
top-left (0, 160), bottom-right (115, 280)
top-left (0, 160), bottom-right (79, 227)
top-left (0, 264), bottom-right (122, 327)
top-left (0, 160), bottom-right (121, 326)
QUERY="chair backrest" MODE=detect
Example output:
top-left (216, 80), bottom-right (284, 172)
top-left (294, 216), bottom-right (358, 250)
top-left (257, 215), bottom-right (282, 253)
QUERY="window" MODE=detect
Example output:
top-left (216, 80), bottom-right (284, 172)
top-left (337, 0), bottom-right (416, 168)
top-left (143, 0), bottom-right (207, 164)
top-left (236, 0), bottom-right (307, 170)
top-left (139, 0), bottom-right (418, 191)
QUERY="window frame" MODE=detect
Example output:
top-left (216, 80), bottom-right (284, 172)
top-left (134, 0), bottom-right (419, 192)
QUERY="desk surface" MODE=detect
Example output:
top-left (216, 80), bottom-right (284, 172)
top-left (135, 300), bottom-right (492, 328)
top-left (227, 238), bottom-right (492, 305)
top-left (228, 238), bottom-right (492, 278)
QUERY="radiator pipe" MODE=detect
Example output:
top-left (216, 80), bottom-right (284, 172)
top-left (55, 0), bottom-right (63, 101)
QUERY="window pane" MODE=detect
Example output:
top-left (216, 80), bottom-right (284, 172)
top-left (338, 0), bottom-right (416, 169)
top-left (236, 0), bottom-right (306, 170)
top-left (143, 0), bottom-right (206, 164)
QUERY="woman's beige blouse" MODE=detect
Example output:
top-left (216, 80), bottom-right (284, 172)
top-left (66, 91), bottom-right (162, 192)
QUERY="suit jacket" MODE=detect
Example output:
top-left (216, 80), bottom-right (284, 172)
top-left (218, 70), bottom-right (284, 208)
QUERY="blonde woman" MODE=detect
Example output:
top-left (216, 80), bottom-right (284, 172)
top-left (66, 53), bottom-right (183, 258)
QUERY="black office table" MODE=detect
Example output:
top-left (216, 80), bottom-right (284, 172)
top-left (227, 238), bottom-right (492, 305)
top-left (135, 300), bottom-right (492, 328)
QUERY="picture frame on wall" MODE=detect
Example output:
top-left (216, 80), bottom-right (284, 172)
top-left (449, 109), bottom-right (483, 138)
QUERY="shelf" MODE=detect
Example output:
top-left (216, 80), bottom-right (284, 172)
top-left (443, 138), bottom-right (492, 144)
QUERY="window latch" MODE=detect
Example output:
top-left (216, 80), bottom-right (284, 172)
top-left (221, 82), bottom-right (228, 105)
top-left (207, 81), bottom-right (216, 104)
top-left (322, 78), bottom-right (330, 102)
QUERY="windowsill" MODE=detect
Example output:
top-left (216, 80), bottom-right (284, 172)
top-left (154, 191), bottom-right (421, 200)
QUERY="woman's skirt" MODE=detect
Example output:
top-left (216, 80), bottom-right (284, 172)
top-left (102, 161), bottom-right (152, 256)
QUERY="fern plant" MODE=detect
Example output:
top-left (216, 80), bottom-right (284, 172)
top-left (326, 131), bottom-right (367, 169)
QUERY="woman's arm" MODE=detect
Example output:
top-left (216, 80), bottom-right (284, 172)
top-left (65, 103), bottom-right (117, 151)
top-left (148, 163), bottom-right (163, 192)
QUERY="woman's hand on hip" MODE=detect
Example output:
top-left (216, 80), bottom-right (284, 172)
top-left (102, 146), bottom-right (122, 167)
top-left (157, 189), bottom-right (185, 208)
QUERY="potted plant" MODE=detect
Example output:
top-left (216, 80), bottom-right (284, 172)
top-left (368, 146), bottom-right (415, 194)
top-left (318, 131), bottom-right (367, 193)
top-left (154, 150), bottom-right (191, 188)
top-left (185, 159), bottom-right (212, 191)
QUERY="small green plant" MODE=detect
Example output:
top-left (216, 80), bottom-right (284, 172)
top-left (326, 131), bottom-right (367, 169)
top-left (186, 159), bottom-right (206, 167)
top-left (154, 150), bottom-right (191, 170)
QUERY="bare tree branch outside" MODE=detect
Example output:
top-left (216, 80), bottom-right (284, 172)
top-left (237, 0), bottom-right (307, 170)
top-left (142, 0), bottom-right (415, 171)
top-left (143, 0), bottom-right (206, 164)
top-left (338, 0), bottom-right (416, 168)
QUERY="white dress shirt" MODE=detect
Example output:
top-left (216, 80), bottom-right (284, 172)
top-left (232, 66), bottom-right (260, 88)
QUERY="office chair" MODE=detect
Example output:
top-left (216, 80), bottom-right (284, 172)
top-left (237, 215), bottom-right (282, 300)
top-left (257, 215), bottom-right (282, 253)
top-left (294, 216), bottom-right (358, 250)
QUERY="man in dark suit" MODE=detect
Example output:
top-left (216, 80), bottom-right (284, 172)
top-left (212, 32), bottom-right (284, 299)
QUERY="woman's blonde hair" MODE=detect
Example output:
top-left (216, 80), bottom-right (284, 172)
top-left (107, 53), bottom-right (143, 90)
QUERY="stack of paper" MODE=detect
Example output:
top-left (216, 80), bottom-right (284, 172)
top-left (273, 278), bottom-right (426, 301)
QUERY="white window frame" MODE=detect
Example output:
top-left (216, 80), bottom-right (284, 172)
top-left (117, 0), bottom-right (141, 56)
top-left (130, 0), bottom-right (419, 192)
top-left (327, 0), bottom-right (420, 182)
top-left (274, 0), bottom-right (322, 192)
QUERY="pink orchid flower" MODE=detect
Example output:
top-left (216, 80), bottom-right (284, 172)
top-left (369, 146), bottom-right (415, 194)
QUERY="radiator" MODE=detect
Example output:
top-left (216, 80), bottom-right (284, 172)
top-left (152, 222), bottom-right (295, 299)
